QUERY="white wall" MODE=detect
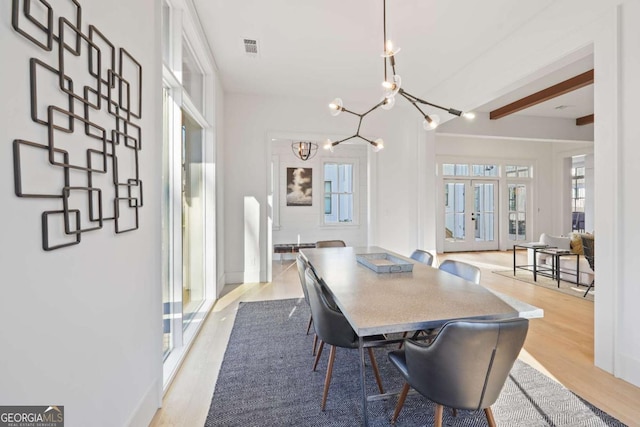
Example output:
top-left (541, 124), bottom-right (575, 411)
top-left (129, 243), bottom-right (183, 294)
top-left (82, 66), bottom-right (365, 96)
top-left (223, 93), bottom-right (423, 283)
top-left (594, 0), bottom-right (640, 387)
top-left (0, 1), bottom-right (162, 425)
top-left (616, 0), bottom-right (640, 386)
top-left (271, 141), bottom-right (368, 251)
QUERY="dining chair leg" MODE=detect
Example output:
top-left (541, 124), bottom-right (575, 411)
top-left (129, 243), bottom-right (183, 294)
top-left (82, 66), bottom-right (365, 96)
top-left (434, 403), bottom-right (444, 427)
top-left (583, 280), bottom-right (594, 297)
top-left (367, 347), bottom-right (384, 394)
top-left (391, 382), bottom-right (410, 424)
top-left (398, 331), bottom-right (408, 349)
top-left (484, 407), bottom-right (497, 427)
top-left (312, 334), bottom-right (318, 356)
top-left (313, 340), bottom-right (324, 371)
top-left (321, 345), bottom-right (337, 411)
top-left (306, 315), bottom-right (313, 335)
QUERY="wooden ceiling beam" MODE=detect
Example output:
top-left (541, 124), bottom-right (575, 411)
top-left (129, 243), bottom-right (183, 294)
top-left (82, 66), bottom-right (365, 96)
top-left (490, 69), bottom-right (594, 120)
top-left (576, 114), bottom-right (594, 126)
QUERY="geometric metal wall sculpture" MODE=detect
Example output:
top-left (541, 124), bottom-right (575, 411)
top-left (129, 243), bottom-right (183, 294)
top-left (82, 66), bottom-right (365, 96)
top-left (11, 0), bottom-right (143, 250)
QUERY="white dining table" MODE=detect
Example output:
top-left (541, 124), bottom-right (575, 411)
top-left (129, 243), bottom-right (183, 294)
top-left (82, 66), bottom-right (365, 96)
top-left (300, 246), bottom-right (543, 426)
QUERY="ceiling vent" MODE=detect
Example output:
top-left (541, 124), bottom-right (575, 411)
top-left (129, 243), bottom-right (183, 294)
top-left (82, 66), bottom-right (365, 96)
top-left (243, 38), bottom-right (259, 56)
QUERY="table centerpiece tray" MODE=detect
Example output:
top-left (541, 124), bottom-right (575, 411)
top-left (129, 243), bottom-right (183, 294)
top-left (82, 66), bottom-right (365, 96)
top-left (356, 253), bottom-right (414, 273)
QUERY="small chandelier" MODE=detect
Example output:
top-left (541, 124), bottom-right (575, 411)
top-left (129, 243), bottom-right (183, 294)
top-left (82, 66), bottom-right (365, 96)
top-left (324, 0), bottom-right (475, 152)
top-left (291, 141), bottom-right (318, 161)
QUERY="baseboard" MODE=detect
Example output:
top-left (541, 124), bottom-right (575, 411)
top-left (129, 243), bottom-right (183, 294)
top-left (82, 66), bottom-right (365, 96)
top-left (225, 271), bottom-right (244, 285)
top-left (126, 377), bottom-right (161, 427)
top-left (617, 353), bottom-right (640, 388)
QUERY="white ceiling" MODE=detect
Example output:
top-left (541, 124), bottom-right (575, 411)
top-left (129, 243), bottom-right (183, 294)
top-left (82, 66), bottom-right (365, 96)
top-left (193, 0), bottom-right (593, 120)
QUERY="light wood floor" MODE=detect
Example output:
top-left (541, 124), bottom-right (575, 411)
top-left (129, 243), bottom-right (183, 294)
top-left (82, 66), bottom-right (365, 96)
top-left (149, 251), bottom-right (640, 427)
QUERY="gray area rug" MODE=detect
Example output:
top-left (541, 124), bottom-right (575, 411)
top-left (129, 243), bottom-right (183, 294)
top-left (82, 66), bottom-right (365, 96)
top-left (205, 299), bottom-right (622, 426)
top-left (493, 270), bottom-right (594, 302)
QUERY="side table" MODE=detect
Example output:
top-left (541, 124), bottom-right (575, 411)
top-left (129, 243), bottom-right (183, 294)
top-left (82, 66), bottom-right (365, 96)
top-left (513, 243), bottom-right (551, 280)
top-left (535, 248), bottom-right (580, 287)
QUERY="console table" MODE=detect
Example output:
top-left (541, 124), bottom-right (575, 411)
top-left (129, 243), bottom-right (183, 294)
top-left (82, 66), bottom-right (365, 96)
top-left (273, 242), bottom-right (316, 263)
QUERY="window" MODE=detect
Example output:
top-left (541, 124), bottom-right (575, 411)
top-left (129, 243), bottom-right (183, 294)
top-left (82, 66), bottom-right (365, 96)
top-left (508, 184), bottom-right (527, 241)
top-left (182, 39), bottom-right (204, 111)
top-left (161, 1), bottom-right (171, 65)
top-left (323, 163), bottom-right (354, 223)
top-left (572, 166), bottom-right (585, 213)
top-left (505, 165), bottom-right (530, 178)
top-left (181, 111), bottom-right (205, 329)
top-left (161, 0), bottom-right (216, 388)
top-left (443, 163), bottom-right (469, 176)
top-left (471, 164), bottom-right (498, 177)
top-left (571, 163), bottom-right (585, 232)
top-left (324, 181), bottom-right (332, 214)
top-left (443, 163), bottom-right (497, 177)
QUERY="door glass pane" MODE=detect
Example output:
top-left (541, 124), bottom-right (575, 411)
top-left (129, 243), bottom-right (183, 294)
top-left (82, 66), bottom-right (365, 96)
top-left (474, 182), bottom-right (495, 242)
top-left (445, 182), bottom-right (465, 241)
top-left (508, 184), bottom-right (527, 241)
top-left (182, 111), bottom-right (205, 328)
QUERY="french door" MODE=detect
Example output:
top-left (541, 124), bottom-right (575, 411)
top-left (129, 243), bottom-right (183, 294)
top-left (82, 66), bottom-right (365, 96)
top-left (443, 179), bottom-right (499, 252)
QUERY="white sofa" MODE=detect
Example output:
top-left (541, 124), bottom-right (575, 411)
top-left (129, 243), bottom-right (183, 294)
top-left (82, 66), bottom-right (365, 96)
top-left (528, 233), bottom-right (594, 286)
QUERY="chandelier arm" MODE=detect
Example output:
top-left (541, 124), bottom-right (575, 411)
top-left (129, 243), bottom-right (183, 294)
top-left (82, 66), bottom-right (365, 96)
top-left (400, 91), bottom-right (428, 118)
top-left (340, 107), bottom-right (361, 117)
top-left (333, 135), bottom-right (359, 145)
top-left (362, 100), bottom-right (386, 117)
top-left (400, 89), bottom-right (463, 116)
top-left (357, 135), bottom-right (377, 145)
top-left (356, 116), bottom-right (364, 135)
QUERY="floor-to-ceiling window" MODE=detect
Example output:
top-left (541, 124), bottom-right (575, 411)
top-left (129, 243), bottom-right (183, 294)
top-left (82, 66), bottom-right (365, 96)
top-left (181, 112), bottom-right (205, 327)
top-left (161, 0), bottom-right (217, 388)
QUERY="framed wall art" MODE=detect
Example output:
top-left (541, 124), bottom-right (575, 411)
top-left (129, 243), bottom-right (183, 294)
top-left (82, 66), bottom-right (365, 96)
top-left (286, 167), bottom-right (312, 206)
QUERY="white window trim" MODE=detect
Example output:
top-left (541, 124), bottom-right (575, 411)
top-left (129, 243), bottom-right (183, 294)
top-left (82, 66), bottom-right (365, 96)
top-left (161, 0), bottom-right (218, 393)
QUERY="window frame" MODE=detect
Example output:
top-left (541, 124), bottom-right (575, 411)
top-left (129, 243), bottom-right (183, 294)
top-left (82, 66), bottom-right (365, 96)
top-left (321, 159), bottom-right (359, 227)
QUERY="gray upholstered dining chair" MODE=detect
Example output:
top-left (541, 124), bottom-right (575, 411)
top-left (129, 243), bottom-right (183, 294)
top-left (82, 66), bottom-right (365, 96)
top-left (408, 259), bottom-right (481, 344)
top-left (315, 240), bottom-right (346, 248)
top-left (388, 318), bottom-right (529, 426)
top-left (304, 268), bottom-right (384, 410)
top-left (580, 235), bottom-right (595, 297)
top-left (397, 249), bottom-right (434, 347)
top-left (410, 249), bottom-right (434, 266)
top-left (438, 259), bottom-right (481, 284)
top-left (296, 255), bottom-right (318, 355)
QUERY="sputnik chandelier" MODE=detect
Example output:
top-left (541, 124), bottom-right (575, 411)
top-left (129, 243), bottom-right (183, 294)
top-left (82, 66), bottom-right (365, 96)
top-left (291, 141), bottom-right (318, 161)
top-left (324, 0), bottom-right (475, 152)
